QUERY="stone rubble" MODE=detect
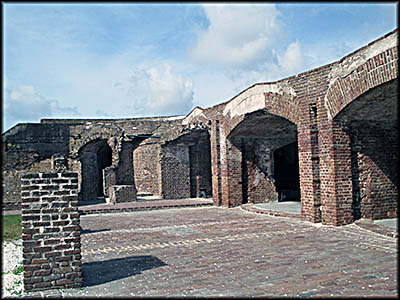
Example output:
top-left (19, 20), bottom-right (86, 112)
top-left (2, 239), bottom-right (23, 298)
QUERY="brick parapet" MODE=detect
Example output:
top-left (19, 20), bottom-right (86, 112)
top-left (21, 172), bottom-right (82, 292)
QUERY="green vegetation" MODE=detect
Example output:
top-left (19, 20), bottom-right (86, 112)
top-left (13, 264), bottom-right (24, 275)
top-left (2, 214), bottom-right (22, 241)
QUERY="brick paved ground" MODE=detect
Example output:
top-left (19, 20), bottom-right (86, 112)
top-left (33, 206), bottom-right (397, 297)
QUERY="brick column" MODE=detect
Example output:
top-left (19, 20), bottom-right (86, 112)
top-left (220, 134), bottom-right (243, 208)
top-left (21, 172), bottom-right (82, 292)
top-left (298, 103), bottom-right (322, 223)
top-left (210, 120), bottom-right (222, 205)
top-left (318, 118), bottom-right (354, 226)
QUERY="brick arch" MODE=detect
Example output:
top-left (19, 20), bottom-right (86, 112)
top-left (70, 122), bottom-right (124, 158)
top-left (325, 46), bottom-right (398, 120)
top-left (223, 84), bottom-right (299, 138)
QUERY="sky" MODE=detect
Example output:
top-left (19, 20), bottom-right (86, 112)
top-left (2, 2), bottom-right (398, 132)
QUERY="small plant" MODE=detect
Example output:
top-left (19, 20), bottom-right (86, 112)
top-left (13, 265), bottom-right (24, 275)
top-left (12, 289), bottom-right (23, 296)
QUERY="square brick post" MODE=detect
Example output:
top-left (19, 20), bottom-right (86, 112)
top-left (210, 120), bottom-right (222, 206)
top-left (220, 134), bottom-right (243, 208)
top-left (298, 103), bottom-right (322, 223)
top-left (318, 118), bottom-right (354, 226)
top-left (21, 172), bottom-right (82, 292)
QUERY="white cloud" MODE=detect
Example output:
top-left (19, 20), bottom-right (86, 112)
top-left (3, 83), bottom-right (80, 131)
top-left (113, 62), bottom-right (194, 116)
top-left (278, 41), bottom-right (304, 75)
top-left (192, 3), bottom-right (282, 69)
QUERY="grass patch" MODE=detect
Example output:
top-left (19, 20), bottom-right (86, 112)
top-left (2, 214), bottom-right (22, 241)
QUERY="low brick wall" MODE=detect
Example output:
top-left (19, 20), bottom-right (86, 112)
top-left (21, 171), bottom-right (82, 292)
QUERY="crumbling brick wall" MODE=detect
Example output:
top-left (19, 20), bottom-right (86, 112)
top-left (242, 139), bottom-right (278, 203)
top-left (2, 124), bottom-right (70, 208)
top-left (133, 143), bottom-right (161, 196)
top-left (160, 144), bottom-right (190, 199)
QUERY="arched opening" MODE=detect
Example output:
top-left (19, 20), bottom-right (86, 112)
top-left (228, 110), bottom-right (299, 205)
top-left (273, 142), bottom-right (300, 201)
top-left (78, 139), bottom-right (112, 202)
top-left (335, 78), bottom-right (398, 220)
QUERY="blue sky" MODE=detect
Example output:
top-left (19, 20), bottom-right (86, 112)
top-left (2, 2), bottom-right (398, 132)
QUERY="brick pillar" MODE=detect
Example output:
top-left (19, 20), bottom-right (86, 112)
top-left (210, 120), bottom-right (222, 205)
top-left (103, 165), bottom-right (117, 198)
top-left (298, 103), bottom-right (322, 223)
top-left (116, 142), bottom-right (135, 185)
top-left (80, 151), bottom-right (98, 201)
top-left (107, 142), bottom-right (138, 203)
top-left (318, 118), bottom-right (354, 226)
top-left (220, 134), bottom-right (243, 208)
top-left (21, 172), bottom-right (82, 292)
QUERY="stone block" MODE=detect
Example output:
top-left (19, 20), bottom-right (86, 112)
top-left (109, 185), bottom-right (137, 204)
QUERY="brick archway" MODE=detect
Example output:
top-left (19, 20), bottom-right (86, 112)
top-left (211, 81), bottom-right (301, 208)
top-left (78, 139), bottom-right (112, 202)
top-left (318, 40), bottom-right (398, 226)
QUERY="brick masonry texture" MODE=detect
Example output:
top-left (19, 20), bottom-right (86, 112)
top-left (2, 29), bottom-right (398, 227)
top-left (21, 172), bottom-right (82, 292)
top-left (133, 143), bottom-right (161, 196)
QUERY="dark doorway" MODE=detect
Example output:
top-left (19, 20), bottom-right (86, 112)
top-left (273, 142), bottom-right (300, 202)
top-left (188, 131), bottom-right (212, 198)
top-left (79, 139), bottom-right (112, 201)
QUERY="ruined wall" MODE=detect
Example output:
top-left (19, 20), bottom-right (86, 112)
top-left (242, 139), bottom-right (278, 203)
top-left (133, 143), bottom-right (161, 196)
top-left (160, 144), bottom-right (190, 199)
top-left (2, 124), bottom-right (70, 208)
top-left (3, 124), bottom-right (70, 158)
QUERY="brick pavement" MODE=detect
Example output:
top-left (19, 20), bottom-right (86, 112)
top-left (37, 206), bottom-right (398, 298)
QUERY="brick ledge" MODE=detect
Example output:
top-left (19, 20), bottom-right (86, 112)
top-left (240, 203), bottom-right (303, 220)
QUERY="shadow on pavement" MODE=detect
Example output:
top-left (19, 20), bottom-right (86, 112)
top-left (82, 255), bottom-right (167, 287)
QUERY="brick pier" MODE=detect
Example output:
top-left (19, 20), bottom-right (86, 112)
top-left (21, 171), bottom-right (82, 292)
